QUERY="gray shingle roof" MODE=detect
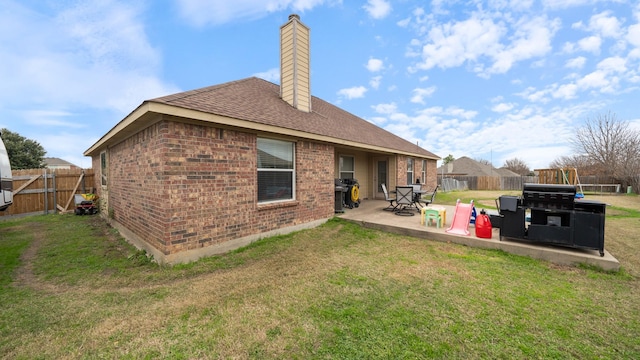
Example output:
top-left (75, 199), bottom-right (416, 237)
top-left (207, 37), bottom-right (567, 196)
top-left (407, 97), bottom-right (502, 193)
top-left (149, 77), bottom-right (438, 158)
top-left (44, 157), bottom-right (78, 168)
top-left (437, 156), bottom-right (519, 177)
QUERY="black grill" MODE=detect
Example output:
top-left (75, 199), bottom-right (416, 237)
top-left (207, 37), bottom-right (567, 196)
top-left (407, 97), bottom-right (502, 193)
top-left (522, 183), bottom-right (576, 210)
top-left (498, 183), bottom-right (606, 256)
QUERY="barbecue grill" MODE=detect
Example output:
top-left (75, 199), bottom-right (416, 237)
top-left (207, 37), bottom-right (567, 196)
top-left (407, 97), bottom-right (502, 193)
top-left (498, 183), bottom-right (606, 256)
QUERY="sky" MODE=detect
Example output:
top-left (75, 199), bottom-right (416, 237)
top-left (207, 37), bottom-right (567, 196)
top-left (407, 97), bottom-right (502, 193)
top-left (1, 0), bottom-right (640, 170)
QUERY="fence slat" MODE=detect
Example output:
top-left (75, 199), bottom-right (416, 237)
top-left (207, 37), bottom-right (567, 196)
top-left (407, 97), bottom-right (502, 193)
top-left (13, 175), bottom-right (41, 194)
top-left (63, 172), bottom-right (84, 211)
top-left (0, 168), bottom-right (94, 217)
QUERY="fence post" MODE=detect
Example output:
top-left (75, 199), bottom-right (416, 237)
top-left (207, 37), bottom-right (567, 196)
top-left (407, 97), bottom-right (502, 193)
top-left (44, 169), bottom-right (48, 215)
top-left (53, 171), bottom-right (57, 214)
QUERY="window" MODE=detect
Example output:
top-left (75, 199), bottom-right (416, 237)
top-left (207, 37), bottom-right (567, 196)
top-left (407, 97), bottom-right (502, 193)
top-left (421, 159), bottom-right (426, 184)
top-left (257, 138), bottom-right (295, 202)
top-left (339, 156), bottom-right (355, 179)
top-left (100, 151), bottom-right (108, 187)
top-left (407, 158), bottom-right (414, 184)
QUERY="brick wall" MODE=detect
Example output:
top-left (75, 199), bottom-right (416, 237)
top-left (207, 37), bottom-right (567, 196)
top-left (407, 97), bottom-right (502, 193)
top-left (108, 121), bottom-right (167, 251)
top-left (104, 119), bottom-right (334, 257)
top-left (424, 159), bottom-right (438, 189)
top-left (396, 156), bottom-right (438, 189)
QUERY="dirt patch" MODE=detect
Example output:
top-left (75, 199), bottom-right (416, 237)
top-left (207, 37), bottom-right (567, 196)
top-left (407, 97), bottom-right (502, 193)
top-left (11, 222), bottom-right (65, 292)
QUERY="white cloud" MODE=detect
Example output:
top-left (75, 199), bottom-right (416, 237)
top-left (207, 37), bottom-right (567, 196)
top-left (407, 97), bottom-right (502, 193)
top-left (516, 86), bottom-right (550, 103)
top-left (414, 13), bottom-right (559, 77)
top-left (369, 75), bottom-right (382, 89)
top-left (372, 102), bottom-right (397, 114)
top-left (23, 110), bottom-right (88, 129)
top-left (368, 116), bottom-right (388, 125)
top-left (0, 1), bottom-right (178, 115)
top-left (491, 103), bottom-right (515, 113)
top-left (577, 35), bottom-right (602, 53)
top-left (363, 0), bottom-right (391, 20)
top-left (588, 11), bottom-right (622, 38)
top-left (175, 0), bottom-right (334, 26)
top-left (542, 0), bottom-right (591, 9)
top-left (628, 23), bottom-right (640, 47)
top-left (487, 0), bottom-right (534, 11)
top-left (337, 86), bottom-right (367, 99)
top-left (597, 56), bottom-right (627, 73)
top-left (397, 17), bottom-right (411, 27)
top-left (365, 58), bottom-right (385, 72)
top-left (576, 70), bottom-right (612, 91)
top-left (410, 87), bottom-right (437, 104)
top-left (416, 16), bottom-right (505, 71)
top-left (253, 68), bottom-right (280, 83)
top-left (485, 16), bottom-right (560, 75)
top-left (553, 83), bottom-right (579, 99)
top-left (565, 56), bottom-right (586, 69)
top-left (562, 41), bottom-right (577, 53)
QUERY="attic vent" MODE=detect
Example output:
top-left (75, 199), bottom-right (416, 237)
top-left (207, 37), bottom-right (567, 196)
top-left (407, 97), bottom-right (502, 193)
top-left (280, 14), bottom-right (311, 112)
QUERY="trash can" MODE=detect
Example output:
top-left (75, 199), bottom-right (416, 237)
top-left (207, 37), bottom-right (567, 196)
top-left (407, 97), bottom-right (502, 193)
top-left (628, 186), bottom-right (633, 194)
top-left (334, 179), bottom-right (347, 213)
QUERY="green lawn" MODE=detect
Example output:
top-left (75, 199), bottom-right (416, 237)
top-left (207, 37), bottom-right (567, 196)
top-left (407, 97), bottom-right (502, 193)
top-left (1, 195), bottom-right (639, 359)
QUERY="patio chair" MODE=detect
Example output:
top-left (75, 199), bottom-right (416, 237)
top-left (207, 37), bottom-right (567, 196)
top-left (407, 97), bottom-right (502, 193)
top-left (419, 185), bottom-right (439, 207)
top-left (394, 186), bottom-right (415, 216)
top-left (381, 183), bottom-right (398, 211)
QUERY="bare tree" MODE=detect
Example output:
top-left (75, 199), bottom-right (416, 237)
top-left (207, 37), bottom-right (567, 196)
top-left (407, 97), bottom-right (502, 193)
top-left (572, 112), bottom-right (640, 191)
top-left (475, 158), bottom-right (492, 166)
top-left (548, 154), bottom-right (602, 176)
top-left (503, 157), bottom-right (531, 175)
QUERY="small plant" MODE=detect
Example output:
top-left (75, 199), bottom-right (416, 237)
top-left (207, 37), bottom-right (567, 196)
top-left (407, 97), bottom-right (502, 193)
top-left (127, 249), bottom-right (154, 266)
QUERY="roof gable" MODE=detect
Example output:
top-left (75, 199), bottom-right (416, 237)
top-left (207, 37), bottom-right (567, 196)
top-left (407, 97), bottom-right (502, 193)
top-left (438, 156), bottom-right (519, 177)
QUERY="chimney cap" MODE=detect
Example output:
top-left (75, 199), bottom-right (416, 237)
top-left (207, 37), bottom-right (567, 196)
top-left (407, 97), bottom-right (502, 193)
top-left (288, 14), bottom-right (300, 21)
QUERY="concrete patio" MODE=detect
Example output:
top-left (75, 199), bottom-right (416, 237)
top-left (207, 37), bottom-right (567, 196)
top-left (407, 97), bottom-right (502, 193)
top-left (337, 200), bottom-right (620, 271)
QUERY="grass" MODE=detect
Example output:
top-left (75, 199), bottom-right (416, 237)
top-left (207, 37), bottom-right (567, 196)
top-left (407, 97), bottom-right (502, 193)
top-left (434, 190), bottom-right (520, 209)
top-left (1, 193), bottom-right (639, 359)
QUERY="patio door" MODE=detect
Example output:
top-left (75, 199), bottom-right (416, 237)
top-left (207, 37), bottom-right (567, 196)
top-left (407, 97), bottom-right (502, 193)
top-left (374, 158), bottom-right (388, 200)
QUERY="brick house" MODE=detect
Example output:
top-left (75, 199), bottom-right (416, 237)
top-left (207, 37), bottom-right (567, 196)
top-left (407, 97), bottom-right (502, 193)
top-left (84, 15), bottom-right (439, 264)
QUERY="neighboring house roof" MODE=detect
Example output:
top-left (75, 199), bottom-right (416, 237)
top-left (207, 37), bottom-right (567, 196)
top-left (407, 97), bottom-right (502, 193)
top-left (495, 167), bottom-right (520, 177)
top-left (85, 77), bottom-right (439, 159)
top-left (437, 156), bottom-right (519, 177)
top-left (44, 157), bottom-right (78, 169)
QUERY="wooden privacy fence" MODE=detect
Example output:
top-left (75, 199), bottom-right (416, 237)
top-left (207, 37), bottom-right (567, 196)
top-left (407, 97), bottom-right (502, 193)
top-left (442, 176), bottom-right (504, 190)
top-left (441, 176), bottom-right (537, 191)
top-left (0, 168), bottom-right (95, 217)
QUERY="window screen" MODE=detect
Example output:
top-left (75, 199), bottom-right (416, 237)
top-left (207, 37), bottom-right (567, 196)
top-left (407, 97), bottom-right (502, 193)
top-left (257, 138), bottom-right (295, 202)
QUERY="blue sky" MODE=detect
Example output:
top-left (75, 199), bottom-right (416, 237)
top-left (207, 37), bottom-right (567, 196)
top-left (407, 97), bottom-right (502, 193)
top-left (2, 0), bottom-right (640, 170)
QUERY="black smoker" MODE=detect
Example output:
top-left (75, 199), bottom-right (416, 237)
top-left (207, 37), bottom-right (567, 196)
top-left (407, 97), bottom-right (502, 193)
top-left (334, 179), bottom-right (347, 213)
top-left (497, 183), bottom-right (606, 256)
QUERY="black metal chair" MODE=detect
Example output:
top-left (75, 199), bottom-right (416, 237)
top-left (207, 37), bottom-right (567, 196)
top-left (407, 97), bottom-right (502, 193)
top-left (381, 183), bottom-right (397, 211)
top-left (394, 186), bottom-right (415, 216)
top-left (420, 185), bottom-right (439, 207)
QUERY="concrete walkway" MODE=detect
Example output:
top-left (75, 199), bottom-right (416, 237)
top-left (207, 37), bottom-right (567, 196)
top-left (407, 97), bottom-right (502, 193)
top-left (337, 200), bottom-right (620, 271)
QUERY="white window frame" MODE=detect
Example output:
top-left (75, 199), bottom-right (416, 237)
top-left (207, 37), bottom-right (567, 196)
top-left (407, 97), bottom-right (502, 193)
top-left (339, 155), bottom-right (355, 180)
top-left (421, 159), bottom-right (426, 184)
top-left (257, 138), bottom-right (296, 203)
top-left (100, 151), bottom-right (108, 188)
top-left (407, 158), bottom-right (414, 184)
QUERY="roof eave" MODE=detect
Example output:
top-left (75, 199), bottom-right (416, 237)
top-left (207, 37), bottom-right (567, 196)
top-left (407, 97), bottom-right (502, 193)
top-left (84, 101), bottom-right (440, 160)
